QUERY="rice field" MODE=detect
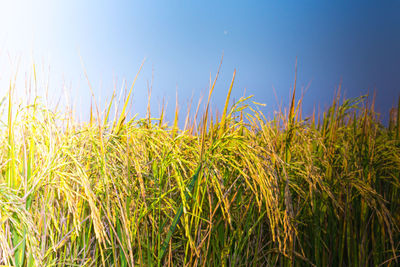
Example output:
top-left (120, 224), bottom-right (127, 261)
top-left (0, 67), bottom-right (399, 266)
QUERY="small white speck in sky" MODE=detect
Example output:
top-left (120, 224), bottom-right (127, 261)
top-left (224, 30), bottom-right (229, 35)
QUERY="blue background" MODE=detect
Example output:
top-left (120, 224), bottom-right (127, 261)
top-left (0, 0), bottom-right (399, 124)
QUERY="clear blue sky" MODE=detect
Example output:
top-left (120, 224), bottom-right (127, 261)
top-left (0, 0), bottom-right (399, 124)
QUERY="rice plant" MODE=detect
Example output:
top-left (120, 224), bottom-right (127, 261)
top-left (0, 66), bottom-right (399, 266)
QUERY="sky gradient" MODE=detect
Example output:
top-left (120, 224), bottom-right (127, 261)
top-left (0, 0), bottom-right (399, 124)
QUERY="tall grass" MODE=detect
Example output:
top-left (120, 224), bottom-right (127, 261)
top-left (0, 66), bottom-right (399, 266)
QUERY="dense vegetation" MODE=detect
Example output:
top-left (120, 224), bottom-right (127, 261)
top-left (0, 68), bottom-right (399, 266)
